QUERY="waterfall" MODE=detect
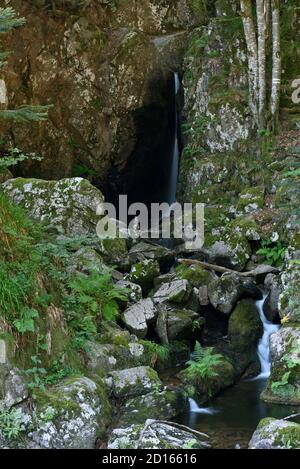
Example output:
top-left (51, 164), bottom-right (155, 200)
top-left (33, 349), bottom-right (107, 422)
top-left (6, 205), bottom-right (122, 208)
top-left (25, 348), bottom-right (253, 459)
top-left (188, 398), bottom-right (219, 415)
top-left (167, 72), bottom-right (181, 205)
top-left (255, 293), bottom-right (280, 379)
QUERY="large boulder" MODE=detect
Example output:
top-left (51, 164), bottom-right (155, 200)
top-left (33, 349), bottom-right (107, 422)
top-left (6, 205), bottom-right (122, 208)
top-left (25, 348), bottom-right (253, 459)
top-left (109, 366), bottom-right (162, 399)
top-left (28, 377), bottom-right (111, 449)
top-left (122, 299), bottom-right (158, 339)
top-left (1, 178), bottom-right (104, 236)
top-left (261, 326), bottom-right (300, 405)
top-left (129, 242), bottom-right (174, 271)
top-left (249, 418), bottom-right (300, 449)
top-left (127, 259), bottom-right (160, 293)
top-left (207, 273), bottom-right (261, 315)
top-left (107, 419), bottom-right (210, 449)
top-left (228, 299), bottom-right (263, 352)
top-left (118, 390), bottom-right (187, 426)
top-left (178, 354), bottom-right (236, 404)
top-left (85, 341), bottom-right (149, 373)
top-left (160, 308), bottom-right (204, 342)
top-left (153, 279), bottom-right (192, 305)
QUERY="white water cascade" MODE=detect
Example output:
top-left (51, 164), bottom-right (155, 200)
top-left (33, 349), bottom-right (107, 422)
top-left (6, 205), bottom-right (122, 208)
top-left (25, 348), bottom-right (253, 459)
top-left (188, 398), bottom-right (219, 415)
top-left (255, 293), bottom-right (280, 379)
top-left (167, 72), bottom-right (181, 204)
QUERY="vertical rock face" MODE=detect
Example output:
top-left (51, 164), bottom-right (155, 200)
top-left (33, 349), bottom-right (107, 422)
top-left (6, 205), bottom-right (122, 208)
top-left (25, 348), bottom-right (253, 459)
top-left (0, 0), bottom-right (206, 200)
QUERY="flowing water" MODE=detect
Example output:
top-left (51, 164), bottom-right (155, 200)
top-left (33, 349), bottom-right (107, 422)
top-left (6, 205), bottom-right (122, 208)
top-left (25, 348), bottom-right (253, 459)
top-left (167, 72), bottom-right (180, 205)
top-left (179, 294), bottom-right (300, 448)
top-left (255, 293), bottom-right (280, 379)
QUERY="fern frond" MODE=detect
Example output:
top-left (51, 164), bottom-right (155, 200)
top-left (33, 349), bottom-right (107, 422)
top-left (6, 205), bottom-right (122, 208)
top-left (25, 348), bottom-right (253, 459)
top-left (0, 105), bottom-right (52, 122)
top-left (193, 341), bottom-right (205, 362)
top-left (0, 7), bottom-right (26, 33)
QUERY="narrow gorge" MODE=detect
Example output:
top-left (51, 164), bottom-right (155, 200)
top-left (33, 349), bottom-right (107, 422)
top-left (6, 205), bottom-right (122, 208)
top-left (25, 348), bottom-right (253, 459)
top-left (0, 0), bottom-right (299, 452)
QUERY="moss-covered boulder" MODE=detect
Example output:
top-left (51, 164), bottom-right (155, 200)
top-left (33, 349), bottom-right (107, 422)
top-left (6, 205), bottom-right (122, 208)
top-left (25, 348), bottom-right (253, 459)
top-left (109, 366), bottom-right (162, 399)
top-left (118, 389), bottom-right (187, 426)
top-left (86, 341), bottom-right (150, 374)
top-left (207, 273), bottom-right (261, 315)
top-left (129, 241), bottom-right (174, 271)
top-left (261, 326), bottom-right (300, 405)
top-left (165, 309), bottom-right (204, 341)
top-left (127, 259), bottom-right (160, 293)
top-left (29, 377), bottom-right (111, 449)
top-left (249, 417), bottom-right (300, 449)
top-left (178, 354), bottom-right (235, 404)
top-left (237, 187), bottom-right (265, 213)
top-left (108, 419), bottom-right (210, 449)
top-left (278, 264), bottom-right (300, 324)
top-left (228, 299), bottom-right (263, 352)
top-left (153, 279), bottom-right (192, 304)
top-left (1, 178), bottom-right (104, 236)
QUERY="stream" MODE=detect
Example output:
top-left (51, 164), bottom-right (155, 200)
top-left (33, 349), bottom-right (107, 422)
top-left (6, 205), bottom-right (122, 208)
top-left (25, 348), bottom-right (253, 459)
top-left (177, 293), bottom-right (300, 449)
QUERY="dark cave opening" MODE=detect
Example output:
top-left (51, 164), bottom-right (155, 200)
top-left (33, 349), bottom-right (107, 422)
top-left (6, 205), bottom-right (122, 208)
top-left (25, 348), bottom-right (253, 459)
top-left (101, 73), bottom-right (183, 214)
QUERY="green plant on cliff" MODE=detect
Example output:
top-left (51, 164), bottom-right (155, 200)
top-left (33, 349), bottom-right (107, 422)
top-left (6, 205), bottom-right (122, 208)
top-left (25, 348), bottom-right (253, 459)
top-left (0, 7), bottom-right (51, 122)
top-left (257, 239), bottom-right (286, 267)
top-left (0, 408), bottom-right (25, 440)
top-left (185, 341), bottom-right (223, 398)
top-left (0, 147), bottom-right (43, 175)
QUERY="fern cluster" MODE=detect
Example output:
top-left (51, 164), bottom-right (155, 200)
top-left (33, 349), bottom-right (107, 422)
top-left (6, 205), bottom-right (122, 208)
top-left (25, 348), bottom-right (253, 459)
top-left (185, 341), bottom-right (224, 397)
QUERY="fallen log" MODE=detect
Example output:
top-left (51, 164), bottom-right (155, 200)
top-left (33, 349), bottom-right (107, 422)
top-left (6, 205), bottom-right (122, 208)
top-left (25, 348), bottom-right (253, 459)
top-left (177, 258), bottom-right (280, 277)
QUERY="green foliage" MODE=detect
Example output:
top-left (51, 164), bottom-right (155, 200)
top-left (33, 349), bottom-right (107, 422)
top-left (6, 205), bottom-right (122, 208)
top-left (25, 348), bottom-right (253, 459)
top-left (72, 163), bottom-right (97, 179)
top-left (13, 308), bottom-right (39, 334)
top-left (0, 7), bottom-right (25, 34)
top-left (0, 147), bottom-right (43, 174)
top-left (64, 270), bottom-right (128, 350)
top-left (257, 240), bottom-right (286, 267)
top-left (25, 355), bottom-right (47, 398)
top-left (0, 408), bottom-right (25, 440)
top-left (185, 341), bottom-right (224, 398)
top-left (271, 371), bottom-right (291, 393)
top-left (141, 340), bottom-right (170, 368)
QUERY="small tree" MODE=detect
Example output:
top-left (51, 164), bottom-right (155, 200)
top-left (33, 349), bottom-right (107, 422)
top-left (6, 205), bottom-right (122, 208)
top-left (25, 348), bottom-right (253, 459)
top-left (0, 7), bottom-right (50, 123)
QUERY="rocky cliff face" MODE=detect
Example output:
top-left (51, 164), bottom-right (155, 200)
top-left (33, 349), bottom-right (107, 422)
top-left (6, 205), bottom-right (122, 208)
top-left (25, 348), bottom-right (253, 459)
top-left (0, 0), bottom-right (207, 202)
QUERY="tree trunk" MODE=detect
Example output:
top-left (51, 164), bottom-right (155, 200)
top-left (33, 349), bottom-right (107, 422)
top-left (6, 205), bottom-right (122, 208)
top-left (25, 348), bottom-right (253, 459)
top-left (270, 0), bottom-right (281, 131)
top-left (256, 0), bottom-right (267, 129)
top-left (240, 0), bottom-right (259, 124)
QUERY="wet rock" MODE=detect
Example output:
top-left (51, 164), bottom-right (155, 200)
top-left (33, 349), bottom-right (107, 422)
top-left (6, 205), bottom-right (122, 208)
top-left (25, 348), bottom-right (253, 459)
top-left (278, 265), bottom-right (300, 324)
top-left (127, 259), bottom-right (160, 294)
top-left (261, 326), bottom-right (300, 405)
top-left (118, 390), bottom-right (187, 426)
top-left (178, 354), bottom-right (235, 404)
top-left (249, 418), bottom-right (300, 449)
top-left (109, 366), bottom-right (161, 398)
top-left (122, 299), bottom-right (158, 339)
top-left (1, 178), bottom-right (104, 236)
top-left (227, 299), bottom-right (263, 373)
top-left (29, 377), bottom-right (110, 449)
top-left (228, 299), bottom-right (263, 352)
top-left (108, 419), bottom-right (210, 449)
top-left (263, 274), bottom-right (282, 322)
top-left (153, 279), bottom-right (192, 305)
